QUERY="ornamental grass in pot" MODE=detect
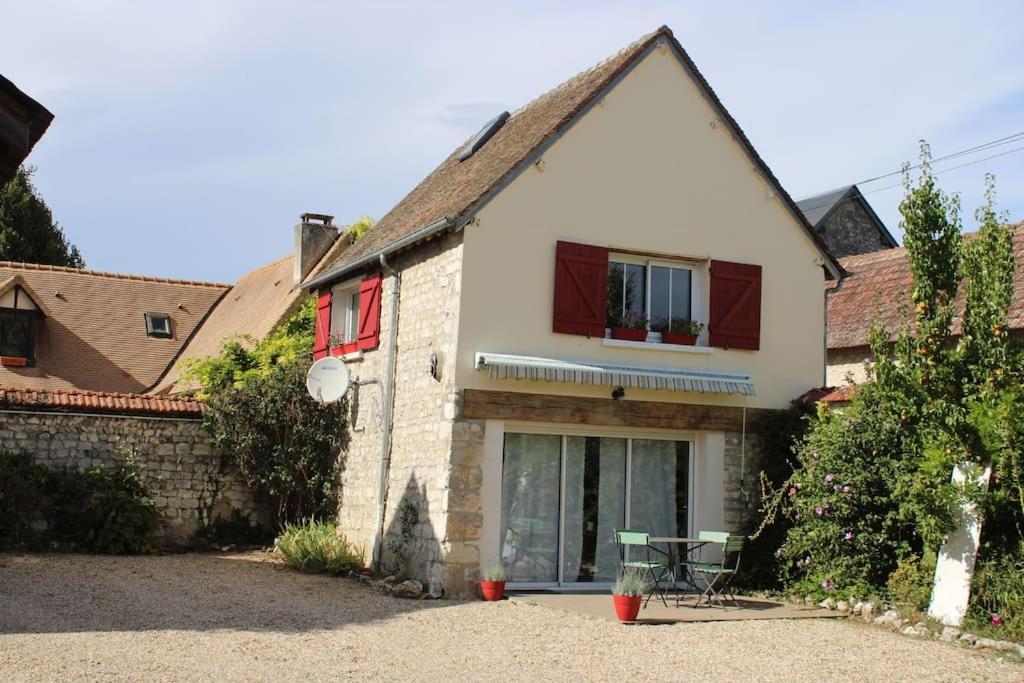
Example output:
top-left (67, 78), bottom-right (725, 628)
top-left (479, 565), bottom-right (506, 601)
top-left (654, 318), bottom-right (704, 346)
top-left (611, 569), bottom-right (649, 623)
top-left (610, 311), bottom-right (649, 342)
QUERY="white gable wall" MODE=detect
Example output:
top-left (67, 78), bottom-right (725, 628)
top-left (456, 44), bottom-right (825, 410)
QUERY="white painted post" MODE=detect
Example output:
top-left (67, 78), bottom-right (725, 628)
top-left (928, 462), bottom-right (991, 626)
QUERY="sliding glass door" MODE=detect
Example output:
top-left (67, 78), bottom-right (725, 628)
top-left (500, 431), bottom-right (691, 586)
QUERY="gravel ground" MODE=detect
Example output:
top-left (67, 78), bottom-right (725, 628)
top-left (0, 552), bottom-right (1020, 682)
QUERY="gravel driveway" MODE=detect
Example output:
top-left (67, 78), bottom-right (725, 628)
top-left (0, 552), bottom-right (1019, 682)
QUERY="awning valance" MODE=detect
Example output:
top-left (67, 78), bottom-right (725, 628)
top-left (475, 352), bottom-right (755, 396)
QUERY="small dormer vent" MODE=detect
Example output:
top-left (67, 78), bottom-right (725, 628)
top-left (457, 111), bottom-right (510, 162)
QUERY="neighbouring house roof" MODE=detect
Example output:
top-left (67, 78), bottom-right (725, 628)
top-left (475, 352), bottom-right (755, 395)
top-left (151, 256), bottom-right (302, 394)
top-left (827, 222), bottom-right (1024, 349)
top-left (306, 25), bottom-right (841, 289)
top-left (796, 185), bottom-right (899, 251)
top-left (0, 386), bottom-right (203, 417)
top-left (152, 233), bottom-right (347, 395)
top-left (0, 74), bottom-right (54, 182)
top-left (0, 262), bottom-right (229, 393)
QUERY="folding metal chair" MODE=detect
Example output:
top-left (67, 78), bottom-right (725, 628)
top-left (614, 529), bottom-right (674, 608)
top-left (689, 532), bottom-right (744, 608)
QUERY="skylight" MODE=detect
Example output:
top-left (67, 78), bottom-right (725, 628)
top-left (144, 312), bottom-right (172, 338)
top-left (457, 111), bottom-right (510, 162)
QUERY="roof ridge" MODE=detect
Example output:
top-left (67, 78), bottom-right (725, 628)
top-left (0, 260), bottom-right (230, 288)
top-left (0, 385), bottom-right (200, 401)
top-left (507, 26), bottom-right (667, 120)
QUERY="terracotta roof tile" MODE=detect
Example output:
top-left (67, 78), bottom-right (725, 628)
top-left (0, 262), bottom-right (228, 393)
top-left (151, 255), bottom-right (304, 394)
top-left (313, 25), bottom-right (840, 283)
top-left (0, 386), bottom-right (203, 416)
top-left (828, 223), bottom-right (1024, 349)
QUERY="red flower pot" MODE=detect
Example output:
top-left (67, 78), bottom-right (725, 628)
top-left (613, 594), bottom-right (643, 622)
top-left (480, 580), bottom-right (506, 601)
top-left (661, 332), bottom-right (697, 346)
top-left (611, 327), bottom-right (647, 342)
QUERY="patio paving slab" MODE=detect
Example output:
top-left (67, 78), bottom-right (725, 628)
top-left (509, 592), bottom-right (840, 623)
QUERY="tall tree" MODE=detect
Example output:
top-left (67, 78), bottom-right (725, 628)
top-left (0, 166), bottom-right (84, 267)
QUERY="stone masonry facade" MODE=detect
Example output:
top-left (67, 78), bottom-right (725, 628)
top-left (724, 431), bottom-right (763, 535)
top-left (335, 231), bottom-right (466, 595)
top-left (0, 410), bottom-right (264, 544)
top-left (817, 198), bottom-right (892, 259)
top-left (815, 200), bottom-right (888, 262)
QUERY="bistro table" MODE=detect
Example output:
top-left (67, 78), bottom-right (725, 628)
top-left (648, 536), bottom-right (722, 606)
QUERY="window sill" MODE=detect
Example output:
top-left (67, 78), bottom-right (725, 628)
top-left (601, 338), bottom-right (713, 354)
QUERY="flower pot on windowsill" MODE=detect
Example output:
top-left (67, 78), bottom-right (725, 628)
top-left (660, 332), bottom-right (698, 346)
top-left (611, 327), bottom-right (647, 342)
top-left (0, 356), bottom-right (28, 367)
top-left (612, 594), bottom-right (643, 622)
top-left (479, 580), bottom-right (506, 601)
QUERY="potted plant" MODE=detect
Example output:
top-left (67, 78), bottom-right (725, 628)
top-left (610, 311), bottom-right (649, 342)
top-left (479, 565), bottom-right (506, 601)
top-left (654, 318), bottom-right (704, 346)
top-left (611, 569), bottom-right (649, 623)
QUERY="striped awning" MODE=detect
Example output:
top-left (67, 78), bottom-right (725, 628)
top-left (474, 352), bottom-right (755, 396)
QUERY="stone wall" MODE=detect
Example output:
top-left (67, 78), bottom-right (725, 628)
top-left (0, 409), bottom-right (264, 544)
top-left (818, 198), bottom-right (893, 258)
top-left (826, 346), bottom-right (872, 386)
top-left (724, 431), bottom-right (762, 534)
top-left (335, 231), bottom-right (465, 594)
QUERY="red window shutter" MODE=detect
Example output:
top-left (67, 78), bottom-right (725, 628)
top-left (357, 272), bottom-right (382, 351)
top-left (313, 291), bottom-right (332, 360)
top-left (709, 260), bottom-right (762, 350)
top-left (552, 241), bottom-right (609, 337)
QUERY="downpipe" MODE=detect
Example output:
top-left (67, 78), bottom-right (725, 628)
top-left (372, 253), bottom-right (400, 572)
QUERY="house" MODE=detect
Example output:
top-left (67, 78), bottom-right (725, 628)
top-left (796, 184), bottom-right (898, 258)
top-left (825, 222), bottom-right (1024, 388)
top-left (302, 26), bottom-right (841, 596)
top-left (0, 262), bottom-right (229, 393)
top-left (0, 214), bottom-right (342, 396)
top-left (0, 74), bottom-right (53, 183)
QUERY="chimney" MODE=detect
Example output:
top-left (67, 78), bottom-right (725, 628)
top-left (294, 213), bottom-right (339, 285)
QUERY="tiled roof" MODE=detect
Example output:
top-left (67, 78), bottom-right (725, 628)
top-left (792, 386), bottom-right (836, 406)
top-left (151, 256), bottom-right (302, 394)
top-left (0, 386), bottom-right (203, 416)
top-left (820, 385), bottom-right (856, 403)
top-left (311, 25), bottom-right (840, 285)
top-left (0, 262), bottom-right (228, 393)
top-left (828, 223), bottom-right (1024, 349)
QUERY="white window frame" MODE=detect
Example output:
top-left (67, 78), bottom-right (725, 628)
top-left (607, 254), bottom-right (708, 345)
top-left (330, 277), bottom-right (362, 346)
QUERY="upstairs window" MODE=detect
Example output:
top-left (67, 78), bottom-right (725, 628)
top-left (0, 310), bottom-right (34, 360)
top-left (330, 281), bottom-right (361, 346)
top-left (144, 312), bottom-right (173, 338)
top-left (607, 257), bottom-right (703, 341)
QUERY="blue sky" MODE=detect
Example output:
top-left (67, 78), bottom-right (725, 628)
top-left (4, 1), bottom-right (1023, 282)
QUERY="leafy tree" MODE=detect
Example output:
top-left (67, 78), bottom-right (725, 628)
top-left (346, 216), bottom-right (375, 241)
top-left (185, 297), bottom-right (347, 526)
top-left (762, 143), bottom-right (1021, 606)
top-left (0, 166), bottom-right (84, 267)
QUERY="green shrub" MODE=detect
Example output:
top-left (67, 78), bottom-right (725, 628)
top-left (0, 452), bottom-right (159, 554)
top-left (274, 519), bottom-right (363, 574)
top-left (966, 552), bottom-right (1024, 644)
top-left (886, 552), bottom-right (936, 613)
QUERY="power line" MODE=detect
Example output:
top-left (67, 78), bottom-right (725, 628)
top-left (798, 129), bottom-right (1024, 213)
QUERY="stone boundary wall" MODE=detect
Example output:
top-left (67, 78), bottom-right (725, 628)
top-left (0, 409), bottom-right (264, 544)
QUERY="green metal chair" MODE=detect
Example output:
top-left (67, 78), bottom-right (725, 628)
top-left (688, 532), bottom-right (745, 608)
top-left (614, 529), bottom-right (674, 608)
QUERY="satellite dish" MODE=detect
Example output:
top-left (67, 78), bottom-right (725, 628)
top-left (306, 356), bottom-right (350, 404)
